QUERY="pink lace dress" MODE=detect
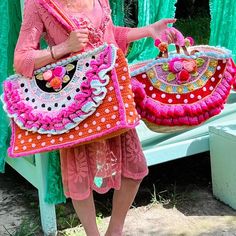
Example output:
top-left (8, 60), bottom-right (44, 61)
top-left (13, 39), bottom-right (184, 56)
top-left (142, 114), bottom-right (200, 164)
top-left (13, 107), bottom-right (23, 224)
top-left (14, 0), bottom-right (148, 200)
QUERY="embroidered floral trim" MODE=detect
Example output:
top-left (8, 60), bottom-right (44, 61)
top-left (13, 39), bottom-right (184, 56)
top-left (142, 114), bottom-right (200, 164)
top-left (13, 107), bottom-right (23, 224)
top-left (38, 0), bottom-right (111, 48)
top-left (2, 45), bottom-right (117, 135)
top-left (72, 6), bottom-right (111, 48)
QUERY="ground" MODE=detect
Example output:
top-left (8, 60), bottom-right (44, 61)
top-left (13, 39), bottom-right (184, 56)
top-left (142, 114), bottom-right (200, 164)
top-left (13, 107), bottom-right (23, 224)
top-left (1, 153), bottom-right (236, 236)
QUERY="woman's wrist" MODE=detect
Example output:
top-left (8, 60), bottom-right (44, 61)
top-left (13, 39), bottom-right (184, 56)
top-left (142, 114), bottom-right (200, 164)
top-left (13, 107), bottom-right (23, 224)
top-left (49, 46), bottom-right (57, 60)
top-left (143, 25), bottom-right (152, 38)
top-left (52, 41), bottom-right (71, 59)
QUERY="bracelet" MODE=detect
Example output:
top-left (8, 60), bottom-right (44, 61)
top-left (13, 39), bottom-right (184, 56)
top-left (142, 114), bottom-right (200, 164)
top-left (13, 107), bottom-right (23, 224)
top-left (49, 46), bottom-right (56, 60)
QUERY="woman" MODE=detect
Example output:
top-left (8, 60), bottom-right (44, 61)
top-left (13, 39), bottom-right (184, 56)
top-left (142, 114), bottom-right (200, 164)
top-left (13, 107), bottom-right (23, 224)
top-left (14, 0), bottom-right (176, 235)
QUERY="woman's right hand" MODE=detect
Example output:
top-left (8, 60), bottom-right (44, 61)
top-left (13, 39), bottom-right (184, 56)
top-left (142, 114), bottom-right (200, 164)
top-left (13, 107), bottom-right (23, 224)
top-left (65, 29), bottom-right (89, 53)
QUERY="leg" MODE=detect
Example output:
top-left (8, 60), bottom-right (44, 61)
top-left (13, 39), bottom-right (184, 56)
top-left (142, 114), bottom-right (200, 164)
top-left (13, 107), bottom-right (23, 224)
top-left (72, 192), bottom-right (100, 236)
top-left (105, 177), bottom-right (142, 236)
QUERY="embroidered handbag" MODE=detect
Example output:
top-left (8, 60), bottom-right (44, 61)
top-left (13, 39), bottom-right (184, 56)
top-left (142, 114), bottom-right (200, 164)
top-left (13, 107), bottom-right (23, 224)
top-left (130, 29), bottom-right (236, 133)
top-left (1, 1), bottom-right (139, 158)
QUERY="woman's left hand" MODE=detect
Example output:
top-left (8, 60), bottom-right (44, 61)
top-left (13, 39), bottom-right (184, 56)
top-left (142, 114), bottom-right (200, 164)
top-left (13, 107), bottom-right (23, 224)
top-left (147, 18), bottom-right (177, 42)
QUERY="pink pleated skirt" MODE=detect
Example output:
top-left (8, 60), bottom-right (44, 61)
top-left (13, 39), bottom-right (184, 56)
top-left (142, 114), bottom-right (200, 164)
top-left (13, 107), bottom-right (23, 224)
top-left (60, 129), bottom-right (148, 200)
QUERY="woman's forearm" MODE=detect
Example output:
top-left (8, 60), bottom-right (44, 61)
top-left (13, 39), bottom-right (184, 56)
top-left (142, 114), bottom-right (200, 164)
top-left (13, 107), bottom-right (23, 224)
top-left (127, 26), bottom-right (151, 43)
top-left (34, 41), bottom-right (70, 69)
top-left (126, 18), bottom-right (176, 44)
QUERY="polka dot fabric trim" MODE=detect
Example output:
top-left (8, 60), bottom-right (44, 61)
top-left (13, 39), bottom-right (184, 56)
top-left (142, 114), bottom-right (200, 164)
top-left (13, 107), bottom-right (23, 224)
top-left (131, 46), bottom-right (236, 132)
top-left (8, 49), bottom-right (139, 158)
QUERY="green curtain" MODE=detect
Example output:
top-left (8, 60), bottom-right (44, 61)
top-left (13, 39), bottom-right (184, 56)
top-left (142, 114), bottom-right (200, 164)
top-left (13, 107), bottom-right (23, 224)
top-left (109, 0), bottom-right (125, 26)
top-left (0, 0), bottom-right (21, 172)
top-left (0, 0), bottom-right (9, 172)
top-left (45, 151), bottom-right (66, 204)
top-left (209, 0), bottom-right (236, 60)
top-left (127, 0), bottom-right (177, 63)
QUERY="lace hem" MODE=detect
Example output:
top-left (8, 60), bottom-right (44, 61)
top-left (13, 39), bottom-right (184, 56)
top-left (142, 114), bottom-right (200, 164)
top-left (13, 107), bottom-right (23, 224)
top-left (63, 170), bottom-right (148, 201)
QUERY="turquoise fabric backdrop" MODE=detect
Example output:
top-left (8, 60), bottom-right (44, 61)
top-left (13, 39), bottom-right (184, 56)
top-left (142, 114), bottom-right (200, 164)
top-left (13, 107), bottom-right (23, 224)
top-left (127, 0), bottom-right (177, 63)
top-left (109, 0), bottom-right (125, 26)
top-left (0, 0), bottom-right (22, 173)
top-left (0, 0), bottom-right (12, 172)
top-left (209, 0), bottom-right (236, 60)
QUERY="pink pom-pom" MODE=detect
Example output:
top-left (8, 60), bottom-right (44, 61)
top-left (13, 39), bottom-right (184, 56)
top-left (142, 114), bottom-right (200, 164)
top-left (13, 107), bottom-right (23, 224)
top-left (185, 37), bottom-right (195, 46)
top-left (154, 38), bottom-right (162, 47)
top-left (177, 70), bottom-right (190, 83)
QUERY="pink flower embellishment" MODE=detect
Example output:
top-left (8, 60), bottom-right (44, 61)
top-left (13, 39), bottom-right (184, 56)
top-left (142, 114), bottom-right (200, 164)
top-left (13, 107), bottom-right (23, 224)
top-left (53, 66), bottom-right (66, 78)
top-left (169, 58), bottom-right (183, 73)
top-left (183, 60), bottom-right (197, 73)
top-left (43, 70), bottom-right (53, 81)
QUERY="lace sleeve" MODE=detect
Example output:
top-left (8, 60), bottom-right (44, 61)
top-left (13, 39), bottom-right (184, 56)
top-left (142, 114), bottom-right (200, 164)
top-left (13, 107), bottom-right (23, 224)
top-left (14, 0), bottom-right (44, 77)
top-left (112, 26), bottom-right (131, 55)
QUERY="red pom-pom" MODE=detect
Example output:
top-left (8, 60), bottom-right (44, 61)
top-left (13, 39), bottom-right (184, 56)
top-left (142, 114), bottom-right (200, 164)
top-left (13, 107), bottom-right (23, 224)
top-left (177, 69), bottom-right (190, 83)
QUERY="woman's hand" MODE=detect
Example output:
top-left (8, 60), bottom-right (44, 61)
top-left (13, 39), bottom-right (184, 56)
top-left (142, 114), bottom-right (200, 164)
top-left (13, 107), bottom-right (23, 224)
top-left (147, 18), bottom-right (177, 42)
top-left (65, 29), bottom-right (89, 53)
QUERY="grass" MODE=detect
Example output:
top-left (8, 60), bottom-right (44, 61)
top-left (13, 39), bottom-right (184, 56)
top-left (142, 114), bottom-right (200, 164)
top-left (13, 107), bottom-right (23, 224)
top-left (149, 183), bottom-right (189, 209)
top-left (3, 218), bottom-right (41, 236)
top-left (56, 204), bottom-right (79, 230)
top-left (55, 202), bottom-right (106, 235)
top-left (57, 213), bottom-right (105, 236)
